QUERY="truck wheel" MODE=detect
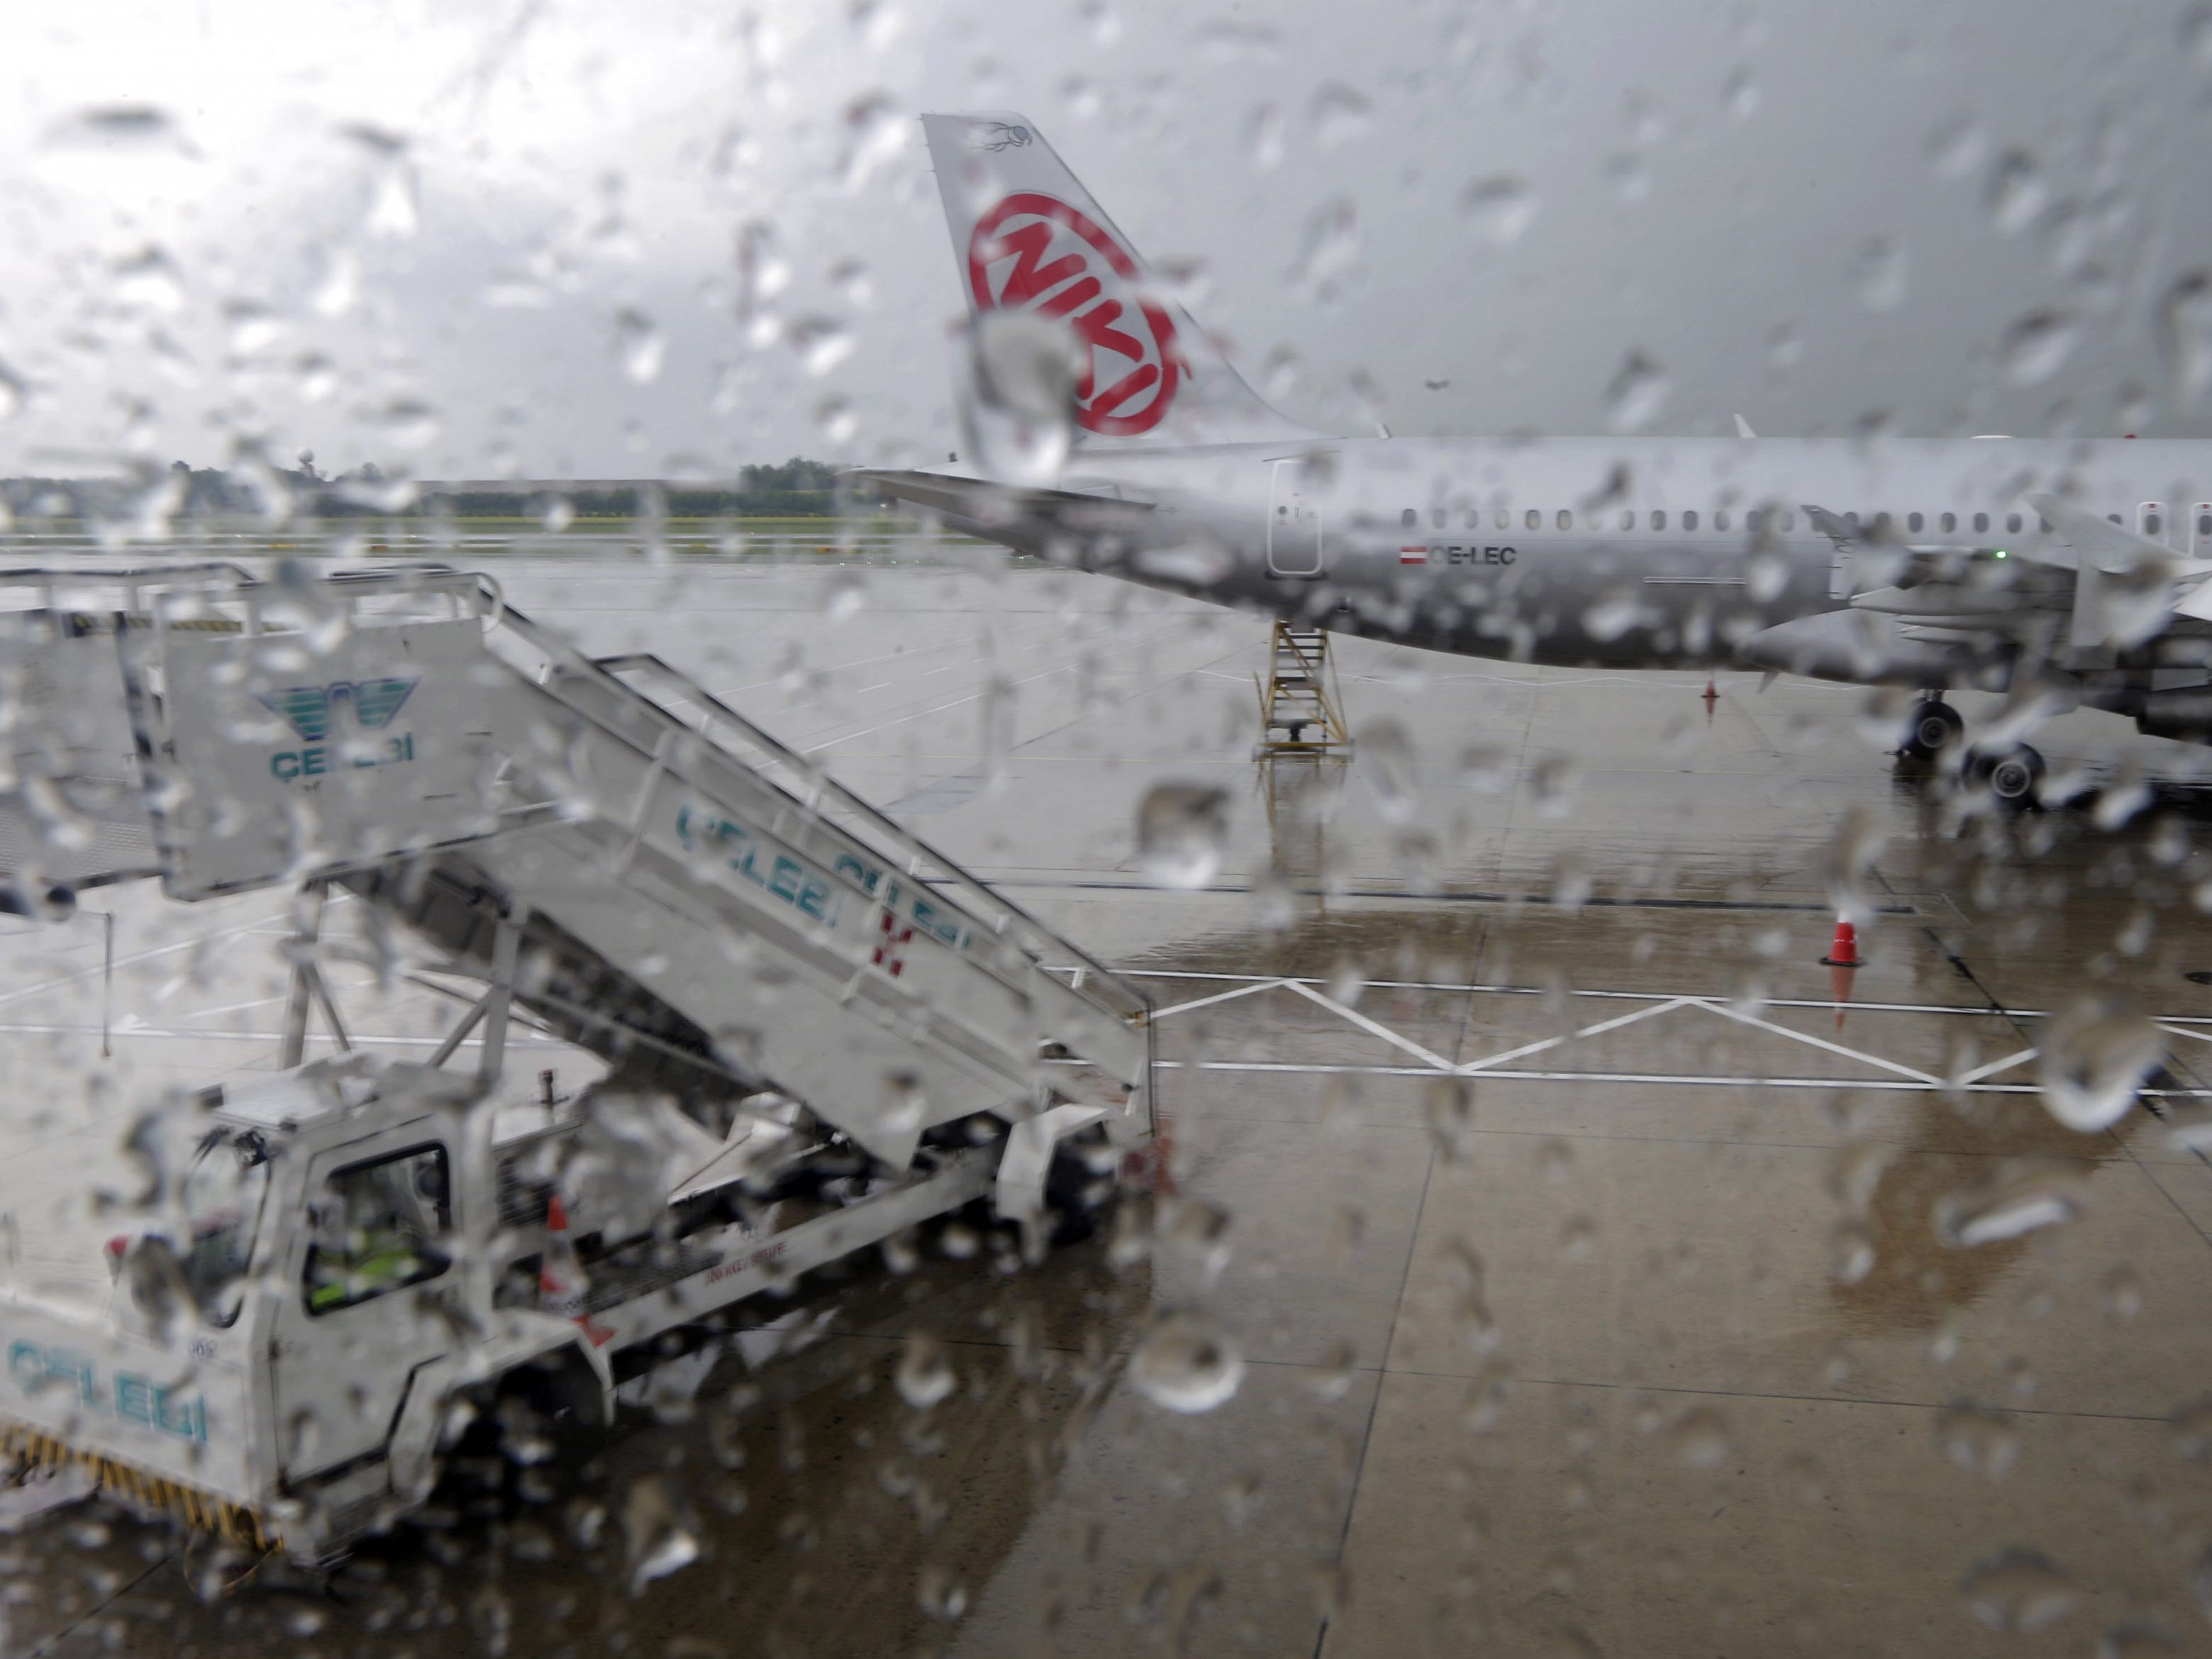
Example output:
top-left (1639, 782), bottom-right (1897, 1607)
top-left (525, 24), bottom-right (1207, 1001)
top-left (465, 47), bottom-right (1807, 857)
top-left (1043, 1130), bottom-right (1122, 1245)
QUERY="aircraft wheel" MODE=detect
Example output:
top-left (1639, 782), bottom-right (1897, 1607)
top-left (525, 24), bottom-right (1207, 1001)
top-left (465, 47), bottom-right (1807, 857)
top-left (1901, 699), bottom-right (1963, 758)
top-left (1972, 743), bottom-right (2045, 809)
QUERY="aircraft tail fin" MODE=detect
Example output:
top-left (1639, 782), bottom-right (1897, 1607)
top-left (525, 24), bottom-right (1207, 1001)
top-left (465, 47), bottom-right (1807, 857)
top-left (920, 111), bottom-right (1322, 449)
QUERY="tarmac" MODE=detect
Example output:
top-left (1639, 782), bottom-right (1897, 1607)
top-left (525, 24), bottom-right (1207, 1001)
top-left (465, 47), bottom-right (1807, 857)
top-left (4, 548), bottom-right (2212, 1655)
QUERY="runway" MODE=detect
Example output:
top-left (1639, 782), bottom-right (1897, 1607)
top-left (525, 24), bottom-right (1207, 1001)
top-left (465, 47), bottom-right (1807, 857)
top-left (5, 549), bottom-right (2212, 1655)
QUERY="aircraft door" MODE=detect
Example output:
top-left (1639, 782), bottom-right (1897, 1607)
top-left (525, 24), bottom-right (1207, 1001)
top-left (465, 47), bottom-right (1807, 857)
top-left (1266, 459), bottom-right (1324, 577)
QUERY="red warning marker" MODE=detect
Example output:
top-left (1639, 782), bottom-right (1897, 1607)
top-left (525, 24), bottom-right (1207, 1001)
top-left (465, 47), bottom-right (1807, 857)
top-left (1829, 960), bottom-right (1857, 1030)
top-left (872, 909), bottom-right (916, 978)
top-left (1702, 678), bottom-right (1719, 723)
top-left (1820, 914), bottom-right (1861, 967)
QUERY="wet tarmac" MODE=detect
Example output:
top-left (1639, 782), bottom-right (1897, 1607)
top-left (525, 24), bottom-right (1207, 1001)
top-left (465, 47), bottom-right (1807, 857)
top-left (6, 550), bottom-right (2212, 1655)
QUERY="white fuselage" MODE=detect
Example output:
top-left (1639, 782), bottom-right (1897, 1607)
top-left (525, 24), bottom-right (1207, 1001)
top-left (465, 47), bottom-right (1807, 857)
top-left (972, 434), bottom-right (2212, 682)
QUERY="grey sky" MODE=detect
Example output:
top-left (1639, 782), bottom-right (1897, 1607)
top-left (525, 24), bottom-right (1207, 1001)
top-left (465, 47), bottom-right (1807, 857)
top-left (4, 0), bottom-right (2211, 482)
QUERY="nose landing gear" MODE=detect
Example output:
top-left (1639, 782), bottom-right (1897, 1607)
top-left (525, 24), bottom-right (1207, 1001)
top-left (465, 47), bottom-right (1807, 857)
top-left (1901, 698), bottom-right (1964, 758)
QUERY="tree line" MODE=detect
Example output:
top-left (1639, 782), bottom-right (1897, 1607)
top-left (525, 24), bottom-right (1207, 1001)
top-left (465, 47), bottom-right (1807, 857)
top-left (0, 456), bottom-right (850, 521)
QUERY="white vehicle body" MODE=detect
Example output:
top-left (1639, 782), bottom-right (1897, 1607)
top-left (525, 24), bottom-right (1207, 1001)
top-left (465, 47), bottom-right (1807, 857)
top-left (0, 564), bottom-right (1152, 1561)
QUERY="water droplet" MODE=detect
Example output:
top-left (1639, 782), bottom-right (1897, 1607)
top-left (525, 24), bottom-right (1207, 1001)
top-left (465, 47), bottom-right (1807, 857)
top-left (43, 105), bottom-right (192, 155)
top-left (1291, 197), bottom-right (1360, 300)
top-left (1938, 1401), bottom-right (2019, 1480)
top-left (613, 309), bottom-right (665, 384)
top-left (1604, 350), bottom-right (1671, 433)
top-left (895, 1330), bottom-right (956, 1409)
top-left (789, 314), bottom-right (855, 377)
top-left (1721, 67), bottom-right (1760, 120)
top-left (2103, 1265), bottom-right (2144, 1322)
top-left (0, 360), bottom-right (30, 421)
top-left (2100, 1621), bottom-right (2180, 1659)
top-left (1928, 113), bottom-right (1988, 181)
top-left (621, 1475), bottom-right (701, 1593)
top-left (815, 394), bottom-right (857, 444)
top-left (1960, 1548), bottom-right (2076, 1633)
top-left (1830, 1220), bottom-right (1875, 1284)
top-left (1667, 1404), bottom-right (1733, 1469)
top-left (958, 309), bottom-right (1082, 487)
top-left (1460, 175), bottom-right (1537, 245)
top-left (1245, 101), bottom-right (1284, 170)
top-left (1131, 1311), bottom-right (1245, 1413)
top-left (1424, 1075), bottom-right (1476, 1161)
top-left (918, 1562), bottom-right (969, 1619)
top-left (340, 123), bottom-right (418, 238)
top-left (1309, 82), bottom-right (1372, 149)
top-left (1136, 783), bottom-right (1231, 887)
top-left (2157, 272), bottom-right (2212, 411)
top-left (1360, 718), bottom-right (1418, 821)
top-left (2172, 1396), bottom-right (2212, 1459)
top-left (1852, 235), bottom-right (1908, 312)
top-left (1301, 1338), bottom-right (1357, 1400)
top-left (2000, 310), bottom-right (2078, 387)
top-left (1559, 1214), bottom-right (1596, 1262)
top-left (2038, 999), bottom-right (2162, 1132)
top-left (364, 398), bottom-right (438, 450)
top-left (1936, 1160), bottom-right (2084, 1248)
top-left (1987, 149), bottom-right (2047, 235)
top-left (839, 92), bottom-right (906, 189)
top-left (1162, 1197), bottom-right (1233, 1282)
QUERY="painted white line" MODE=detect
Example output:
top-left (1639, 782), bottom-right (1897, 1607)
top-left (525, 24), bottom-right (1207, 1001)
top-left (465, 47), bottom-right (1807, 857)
top-left (1457, 997), bottom-right (1696, 1076)
top-left (1104, 967), bottom-right (2199, 1026)
top-left (1147, 979), bottom-right (1287, 1023)
top-left (1693, 999), bottom-right (1945, 1086)
top-left (1280, 979), bottom-right (1457, 1071)
top-left (1152, 1058), bottom-right (2212, 1097)
top-left (1957, 1048), bottom-right (2039, 1083)
top-left (0, 1022), bottom-right (569, 1049)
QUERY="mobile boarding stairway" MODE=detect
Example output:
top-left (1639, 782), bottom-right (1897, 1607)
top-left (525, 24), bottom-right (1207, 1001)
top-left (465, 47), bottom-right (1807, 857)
top-left (0, 562), bottom-right (1151, 1558)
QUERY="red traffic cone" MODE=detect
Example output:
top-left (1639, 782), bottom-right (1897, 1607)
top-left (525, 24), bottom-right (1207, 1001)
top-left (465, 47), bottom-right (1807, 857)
top-left (1820, 914), bottom-right (1861, 969)
top-left (539, 1193), bottom-right (590, 1319)
top-left (1830, 961), bottom-right (1857, 1029)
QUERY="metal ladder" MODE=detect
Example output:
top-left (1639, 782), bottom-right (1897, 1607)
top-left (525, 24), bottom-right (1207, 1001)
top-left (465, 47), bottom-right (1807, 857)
top-left (1255, 620), bottom-right (1352, 755)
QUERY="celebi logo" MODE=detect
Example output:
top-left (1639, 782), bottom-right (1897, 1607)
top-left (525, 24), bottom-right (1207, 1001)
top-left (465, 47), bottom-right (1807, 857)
top-left (255, 677), bottom-right (419, 782)
top-left (967, 192), bottom-right (1182, 436)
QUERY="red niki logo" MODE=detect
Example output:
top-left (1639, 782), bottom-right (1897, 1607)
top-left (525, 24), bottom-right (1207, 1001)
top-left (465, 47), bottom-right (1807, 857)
top-left (967, 192), bottom-right (1182, 436)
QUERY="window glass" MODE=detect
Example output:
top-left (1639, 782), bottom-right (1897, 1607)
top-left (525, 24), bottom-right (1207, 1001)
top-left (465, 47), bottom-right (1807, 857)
top-left (1401, 508), bottom-right (1416, 528)
top-left (1872, 511), bottom-right (1893, 537)
top-left (1618, 509), bottom-right (1634, 530)
top-left (1714, 510), bottom-right (1730, 531)
top-left (1974, 512), bottom-right (1991, 532)
top-left (178, 1130), bottom-right (273, 1327)
top-left (1525, 509), bottom-right (1541, 530)
top-left (2199, 514), bottom-right (2211, 537)
top-left (1682, 510), bottom-right (1699, 531)
top-left (1432, 507), bottom-right (1447, 529)
top-left (1651, 510), bottom-right (1667, 530)
top-left (1496, 508), bottom-right (1511, 529)
top-left (2007, 513), bottom-right (2023, 533)
top-left (1907, 512), bottom-right (1923, 533)
top-left (2147, 512), bottom-right (2163, 537)
top-left (305, 1145), bottom-right (453, 1314)
top-left (1940, 512), bottom-right (1956, 532)
top-left (1555, 509), bottom-right (1572, 530)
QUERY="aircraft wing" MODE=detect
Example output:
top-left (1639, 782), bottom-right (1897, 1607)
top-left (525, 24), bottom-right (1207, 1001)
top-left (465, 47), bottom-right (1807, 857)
top-left (846, 468), bottom-right (1157, 543)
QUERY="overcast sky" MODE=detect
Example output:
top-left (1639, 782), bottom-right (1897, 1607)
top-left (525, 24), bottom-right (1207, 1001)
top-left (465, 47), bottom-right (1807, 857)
top-left (4, 0), bottom-right (2211, 480)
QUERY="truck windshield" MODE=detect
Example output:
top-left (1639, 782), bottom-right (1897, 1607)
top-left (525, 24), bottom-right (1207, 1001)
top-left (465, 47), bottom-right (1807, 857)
top-left (178, 1130), bottom-right (273, 1328)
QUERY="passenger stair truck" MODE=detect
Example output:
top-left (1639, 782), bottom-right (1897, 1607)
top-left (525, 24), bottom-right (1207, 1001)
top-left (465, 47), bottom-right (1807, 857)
top-left (0, 565), bottom-right (1152, 1560)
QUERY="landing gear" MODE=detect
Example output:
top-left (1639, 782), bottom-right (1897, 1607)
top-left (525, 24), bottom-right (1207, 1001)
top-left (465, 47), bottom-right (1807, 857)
top-left (1901, 698), bottom-right (1964, 758)
top-left (1969, 743), bottom-right (2045, 809)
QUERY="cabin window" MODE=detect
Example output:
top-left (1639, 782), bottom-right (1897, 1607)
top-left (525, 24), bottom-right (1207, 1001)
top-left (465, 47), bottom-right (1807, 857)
top-left (2147, 513), bottom-right (2163, 537)
top-left (2108, 514), bottom-right (2123, 525)
top-left (2006, 514), bottom-right (2022, 533)
top-left (1940, 512), bottom-right (1956, 532)
top-left (1908, 512), bottom-right (1923, 533)
top-left (1433, 507), bottom-right (1447, 529)
top-left (1682, 510), bottom-right (1699, 531)
top-left (1974, 513), bottom-right (1989, 533)
top-left (1714, 510), bottom-right (1731, 531)
top-left (1525, 509), bottom-right (1541, 530)
top-left (304, 1143), bottom-right (453, 1315)
top-left (1401, 508), bottom-right (1416, 528)
top-left (1496, 509), bottom-right (1511, 529)
top-left (1619, 509), bottom-right (1635, 531)
top-left (1651, 510), bottom-right (1667, 530)
top-left (2199, 514), bottom-right (2211, 538)
top-left (1745, 509), bottom-right (1762, 532)
top-left (1556, 509), bottom-right (1572, 530)
top-left (1872, 512), bottom-right (1893, 537)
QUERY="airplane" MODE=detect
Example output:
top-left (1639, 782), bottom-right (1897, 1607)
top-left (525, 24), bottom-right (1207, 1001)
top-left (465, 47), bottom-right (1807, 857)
top-left (860, 111), bottom-right (2212, 809)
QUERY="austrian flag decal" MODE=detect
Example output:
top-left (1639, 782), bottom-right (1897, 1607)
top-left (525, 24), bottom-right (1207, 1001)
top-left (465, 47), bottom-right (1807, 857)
top-left (967, 192), bottom-right (1183, 435)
